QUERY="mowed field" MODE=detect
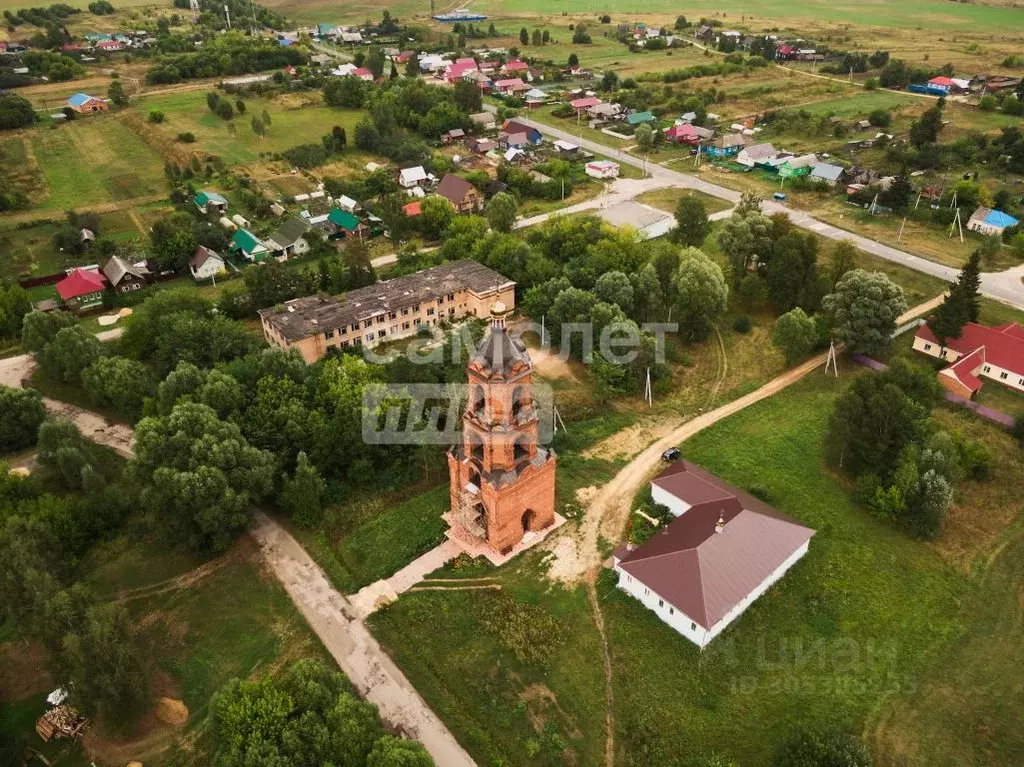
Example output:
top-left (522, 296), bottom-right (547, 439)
top-left (136, 90), bottom-right (367, 166)
top-left (25, 116), bottom-right (167, 211)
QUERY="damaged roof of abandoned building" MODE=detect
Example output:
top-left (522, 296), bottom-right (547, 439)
top-left (259, 259), bottom-right (514, 342)
top-left (616, 461), bottom-right (815, 630)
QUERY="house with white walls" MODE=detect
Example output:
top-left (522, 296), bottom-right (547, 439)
top-left (613, 461), bottom-right (815, 648)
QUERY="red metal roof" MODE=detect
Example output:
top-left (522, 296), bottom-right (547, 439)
top-left (945, 347), bottom-right (985, 392)
top-left (570, 97), bottom-right (600, 109)
top-left (504, 59), bottom-right (528, 70)
top-left (916, 321), bottom-right (1024, 377)
top-left (618, 462), bottom-right (815, 629)
top-left (929, 76), bottom-right (955, 87)
top-left (56, 268), bottom-right (106, 300)
top-left (353, 67), bottom-right (373, 78)
top-left (403, 201), bottom-right (422, 216)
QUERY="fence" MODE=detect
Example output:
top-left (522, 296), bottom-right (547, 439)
top-left (849, 354), bottom-right (1017, 430)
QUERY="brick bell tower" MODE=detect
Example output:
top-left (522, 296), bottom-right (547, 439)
top-left (447, 300), bottom-right (557, 554)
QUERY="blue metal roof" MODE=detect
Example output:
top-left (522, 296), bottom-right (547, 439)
top-left (984, 209), bottom-right (1019, 228)
top-left (67, 93), bottom-right (94, 107)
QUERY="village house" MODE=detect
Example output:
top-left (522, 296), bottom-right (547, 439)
top-left (524, 88), bottom-right (547, 108)
top-left (258, 260), bottom-right (515, 362)
top-left (266, 218), bottom-right (310, 259)
top-left (585, 160), bottom-right (619, 179)
top-left (352, 67), bottom-right (374, 82)
top-left (230, 228), bottom-right (271, 262)
top-left (463, 70), bottom-right (492, 92)
top-left (493, 78), bottom-right (529, 96)
top-left (966, 207), bottom-right (1020, 237)
top-left (436, 174), bottom-right (483, 213)
top-left (737, 142), bottom-right (778, 168)
top-left (613, 461), bottom-right (815, 648)
top-left (445, 57), bottom-right (478, 83)
top-left (399, 165), bottom-right (429, 189)
top-left (189, 245), bottom-right (225, 281)
top-left (914, 321), bottom-right (1024, 398)
top-left (469, 112), bottom-right (496, 131)
top-left (327, 208), bottom-right (369, 239)
top-left (441, 128), bottom-right (466, 144)
top-left (498, 119), bottom-right (542, 147)
top-left (66, 93), bottom-right (107, 114)
top-left (552, 139), bottom-right (580, 158)
top-left (102, 255), bottom-right (149, 294)
top-left (468, 137), bottom-right (496, 154)
top-left (778, 153), bottom-right (818, 178)
top-left (588, 102), bottom-right (622, 121)
top-left (194, 190), bottom-right (229, 215)
top-left (626, 111), bottom-right (655, 127)
top-left (705, 133), bottom-right (747, 157)
top-left (56, 268), bottom-right (106, 312)
top-left (810, 163), bottom-right (845, 187)
top-left (502, 59), bottom-right (528, 75)
top-left (570, 96), bottom-right (601, 114)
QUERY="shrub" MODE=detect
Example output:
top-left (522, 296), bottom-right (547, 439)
top-left (148, 110), bottom-right (165, 123)
top-left (732, 315), bottom-right (752, 334)
top-left (177, 132), bottom-right (196, 143)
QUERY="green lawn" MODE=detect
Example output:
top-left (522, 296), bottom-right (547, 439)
top-left (135, 91), bottom-right (368, 166)
top-left (369, 562), bottom-right (608, 767)
top-left (799, 89), bottom-right (918, 119)
top-left (300, 483), bottom-right (451, 594)
top-left (29, 116), bottom-right (167, 211)
top-left (635, 186), bottom-right (734, 215)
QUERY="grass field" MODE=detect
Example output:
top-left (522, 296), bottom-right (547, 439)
top-left (136, 91), bottom-right (367, 166)
top-left (27, 116), bottom-right (167, 211)
top-left (300, 483), bottom-right (451, 594)
top-left (635, 187), bottom-right (733, 215)
top-left (369, 364), bottom-right (1024, 766)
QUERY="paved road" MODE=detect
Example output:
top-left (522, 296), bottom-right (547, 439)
top-left (504, 113), bottom-right (1024, 310)
top-left (250, 512), bottom-right (476, 767)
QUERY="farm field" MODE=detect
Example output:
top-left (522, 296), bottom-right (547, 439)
top-left (25, 115), bottom-right (166, 212)
top-left (135, 90), bottom-right (367, 166)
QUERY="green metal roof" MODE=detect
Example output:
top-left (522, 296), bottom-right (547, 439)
top-left (230, 228), bottom-right (264, 254)
top-left (626, 111), bottom-right (655, 125)
top-left (195, 190), bottom-right (227, 207)
top-left (328, 208), bottom-right (360, 232)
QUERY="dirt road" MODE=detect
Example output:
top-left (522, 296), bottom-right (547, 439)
top-left (547, 293), bottom-right (946, 585)
top-left (249, 512), bottom-right (476, 767)
top-left (0, 332), bottom-right (134, 458)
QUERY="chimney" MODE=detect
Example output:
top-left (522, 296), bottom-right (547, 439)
top-left (714, 514), bottom-right (725, 534)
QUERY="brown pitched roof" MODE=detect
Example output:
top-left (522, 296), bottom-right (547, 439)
top-left (436, 173), bottom-right (475, 205)
top-left (618, 462), bottom-right (815, 629)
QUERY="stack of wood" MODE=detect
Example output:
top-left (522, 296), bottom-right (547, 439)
top-left (35, 705), bottom-right (89, 742)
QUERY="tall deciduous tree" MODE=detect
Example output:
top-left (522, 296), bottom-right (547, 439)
top-left (674, 247), bottom-right (728, 341)
top-left (485, 191), bottom-right (518, 233)
top-left (130, 402), bottom-right (275, 553)
top-left (38, 325), bottom-right (106, 384)
top-left (279, 451), bottom-right (327, 527)
top-left (81, 356), bottom-right (154, 421)
top-left (717, 212), bottom-right (773, 288)
top-left (772, 308), bottom-right (818, 365)
top-left (674, 194), bottom-right (710, 247)
top-left (0, 385), bottom-right (46, 452)
top-left (821, 269), bottom-right (907, 355)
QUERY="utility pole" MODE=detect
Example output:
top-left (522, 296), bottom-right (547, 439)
top-left (224, 3), bottom-right (231, 28)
